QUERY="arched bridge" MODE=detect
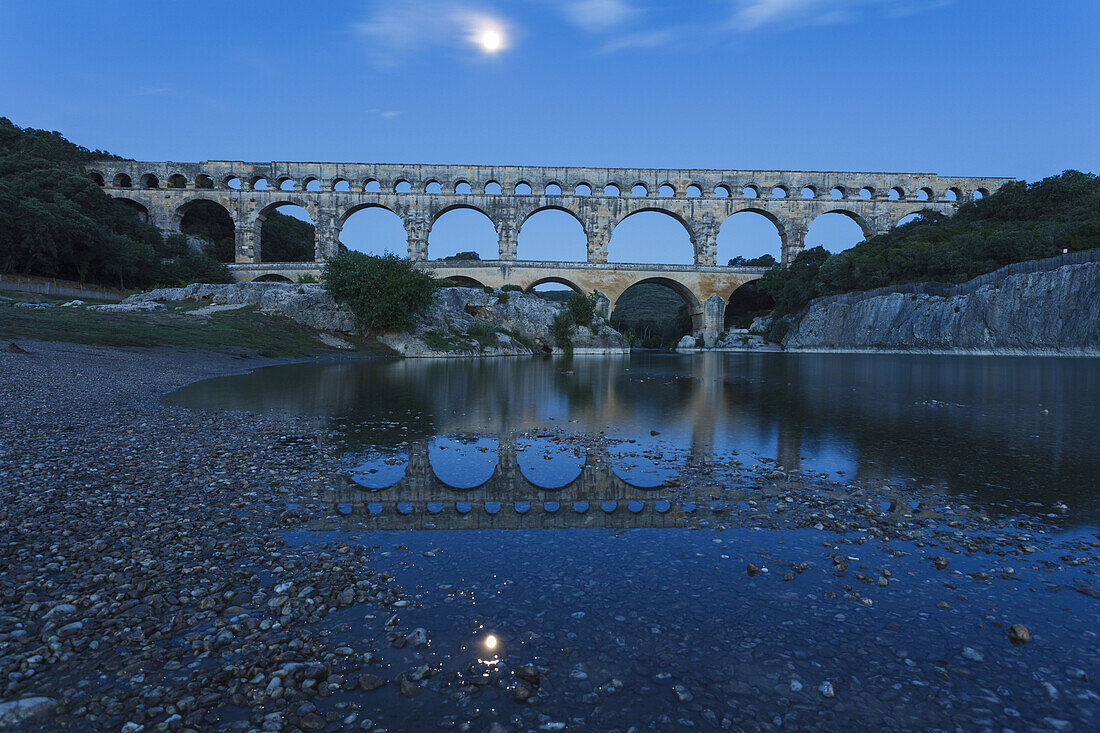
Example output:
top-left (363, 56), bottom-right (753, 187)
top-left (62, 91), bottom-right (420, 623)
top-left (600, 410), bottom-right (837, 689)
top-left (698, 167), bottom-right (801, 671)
top-left (85, 160), bottom-right (1013, 340)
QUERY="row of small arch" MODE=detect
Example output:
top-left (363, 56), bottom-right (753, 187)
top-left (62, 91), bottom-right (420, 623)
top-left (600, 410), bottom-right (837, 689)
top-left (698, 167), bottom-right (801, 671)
top-left (338, 499), bottom-right (678, 517)
top-left (88, 170), bottom-right (990, 203)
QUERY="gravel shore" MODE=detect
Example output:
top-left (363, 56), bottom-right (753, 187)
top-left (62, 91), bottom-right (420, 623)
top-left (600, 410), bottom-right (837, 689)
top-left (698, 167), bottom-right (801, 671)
top-left (0, 341), bottom-right (399, 731)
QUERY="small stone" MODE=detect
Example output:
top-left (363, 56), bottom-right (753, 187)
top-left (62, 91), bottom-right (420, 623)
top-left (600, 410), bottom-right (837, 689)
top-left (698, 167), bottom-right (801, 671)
top-left (790, 679), bottom-right (803, 692)
top-left (962, 647), bottom-right (984, 662)
top-left (357, 674), bottom-right (387, 691)
top-left (1007, 624), bottom-right (1031, 645)
top-left (399, 676), bottom-right (419, 696)
top-left (404, 627), bottom-right (429, 648)
top-left (746, 564), bottom-right (761, 577)
top-left (673, 684), bottom-right (693, 702)
top-left (514, 665), bottom-right (541, 687)
top-left (819, 681), bottom-right (835, 698)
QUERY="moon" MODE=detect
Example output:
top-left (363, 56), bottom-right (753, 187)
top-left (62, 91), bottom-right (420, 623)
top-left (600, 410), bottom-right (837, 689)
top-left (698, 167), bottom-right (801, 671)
top-left (478, 28), bottom-right (504, 53)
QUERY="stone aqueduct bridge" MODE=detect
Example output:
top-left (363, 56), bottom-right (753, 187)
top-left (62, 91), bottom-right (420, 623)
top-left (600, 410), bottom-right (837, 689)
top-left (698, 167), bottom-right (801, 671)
top-left (85, 160), bottom-right (1013, 339)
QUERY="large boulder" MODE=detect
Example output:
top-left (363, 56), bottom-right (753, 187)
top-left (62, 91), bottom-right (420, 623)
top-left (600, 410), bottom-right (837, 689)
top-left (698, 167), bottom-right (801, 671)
top-left (380, 286), bottom-right (627, 357)
top-left (125, 283), bottom-right (356, 332)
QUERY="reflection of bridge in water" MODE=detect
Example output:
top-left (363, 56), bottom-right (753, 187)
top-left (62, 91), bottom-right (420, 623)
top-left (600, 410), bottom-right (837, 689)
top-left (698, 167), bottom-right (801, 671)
top-left (321, 433), bottom-right (704, 530)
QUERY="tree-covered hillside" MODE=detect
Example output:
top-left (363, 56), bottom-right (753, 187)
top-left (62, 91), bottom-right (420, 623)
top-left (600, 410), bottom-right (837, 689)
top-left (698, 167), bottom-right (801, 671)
top-left (760, 170), bottom-right (1100, 319)
top-left (0, 117), bottom-right (232, 288)
top-left (610, 283), bottom-right (693, 347)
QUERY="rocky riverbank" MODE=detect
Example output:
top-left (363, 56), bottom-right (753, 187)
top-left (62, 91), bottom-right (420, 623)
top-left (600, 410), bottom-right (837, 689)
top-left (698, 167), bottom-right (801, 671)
top-left (124, 283), bottom-right (627, 357)
top-left (783, 261), bottom-right (1100, 354)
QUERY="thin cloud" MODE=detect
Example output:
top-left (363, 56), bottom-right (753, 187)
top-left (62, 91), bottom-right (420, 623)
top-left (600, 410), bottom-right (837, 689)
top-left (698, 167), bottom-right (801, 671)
top-left (563, 0), bottom-right (637, 32)
top-left (355, 1), bottom-right (514, 64)
top-left (729, 0), bottom-right (952, 31)
top-left (366, 108), bottom-right (401, 120)
top-left (600, 29), bottom-right (678, 54)
top-left (136, 85), bottom-right (170, 96)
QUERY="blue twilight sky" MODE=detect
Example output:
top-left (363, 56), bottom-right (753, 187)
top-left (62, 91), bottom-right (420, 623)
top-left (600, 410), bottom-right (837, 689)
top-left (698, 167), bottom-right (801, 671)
top-left (2, 0), bottom-right (1098, 265)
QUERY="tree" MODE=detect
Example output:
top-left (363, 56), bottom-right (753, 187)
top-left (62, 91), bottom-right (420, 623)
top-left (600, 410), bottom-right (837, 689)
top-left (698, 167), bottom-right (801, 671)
top-left (322, 252), bottom-right (439, 332)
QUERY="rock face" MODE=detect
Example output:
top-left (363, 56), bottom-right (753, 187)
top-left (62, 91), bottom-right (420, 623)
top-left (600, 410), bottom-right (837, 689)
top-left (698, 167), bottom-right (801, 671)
top-left (125, 282), bottom-right (357, 333)
top-left (125, 283), bottom-right (627, 357)
top-left (784, 262), bottom-right (1100, 355)
top-left (378, 286), bottom-right (627, 357)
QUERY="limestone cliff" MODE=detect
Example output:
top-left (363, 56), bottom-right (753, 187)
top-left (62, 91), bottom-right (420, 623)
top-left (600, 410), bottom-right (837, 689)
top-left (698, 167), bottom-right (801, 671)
top-left (783, 262), bottom-right (1100, 355)
top-left (125, 283), bottom-right (627, 357)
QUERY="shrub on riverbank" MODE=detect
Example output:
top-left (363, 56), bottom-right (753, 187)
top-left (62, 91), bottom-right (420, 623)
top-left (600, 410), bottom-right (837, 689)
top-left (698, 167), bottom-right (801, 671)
top-left (321, 251), bottom-right (439, 332)
top-left (759, 170), bottom-right (1100, 317)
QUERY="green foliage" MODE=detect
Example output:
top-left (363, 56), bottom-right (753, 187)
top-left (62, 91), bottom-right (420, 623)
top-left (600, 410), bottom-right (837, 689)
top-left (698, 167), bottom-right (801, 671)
top-left (423, 328), bottom-right (474, 352)
top-left (0, 117), bottom-right (116, 162)
top-left (500, 328), bottom-right (538, 353)
top-left (466, 319), bottom-right (500, 349)
top-left (179, 200), bottom-right (234, 262)
top-left (496, 291), bottom-right (509, 304)
top-left (760, 171), bottom-right (1100, 316)
top-left (565, 291), bottom-right (597, 327)
top-left (159, 252), bottom-right (234, 287)
top-left (765, 317), bottom-right (790, 343)
top-left (260, 211), bottom-right (315, 262)
top-left (724, 281), bottom-right (776, 328)
top-left (0, 117), bottom-right (226, 289)
top-left (445, 251), bottom-right (481, 261)
top-left (321, 251), bottom-right (438, 332)
top-left (501, 283), bottom-right (522, 292)
top-left (550, 310), bottom-right (575, 355)
top-left (695, 335), bottom-right (705, 348)
top-left (296, 272), bottom-right (319, 284)
top-left (609, 283), bottom-right (693, 347)
top-left (728, 254), bottom-right (778, 267)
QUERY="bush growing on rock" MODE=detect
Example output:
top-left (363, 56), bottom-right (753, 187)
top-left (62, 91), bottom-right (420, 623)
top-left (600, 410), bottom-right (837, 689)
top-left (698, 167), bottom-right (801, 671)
top-left (550, 310), bottom-right (575, 355)
top-left (565, 291), bottom-right (598, 327)
top-left (322, 252), bottom-right (438, 332)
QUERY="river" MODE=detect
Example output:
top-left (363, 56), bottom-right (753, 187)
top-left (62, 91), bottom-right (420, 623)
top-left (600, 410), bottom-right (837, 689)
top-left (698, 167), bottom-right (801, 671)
top-left (166, 352), bottom-right (1100, 731)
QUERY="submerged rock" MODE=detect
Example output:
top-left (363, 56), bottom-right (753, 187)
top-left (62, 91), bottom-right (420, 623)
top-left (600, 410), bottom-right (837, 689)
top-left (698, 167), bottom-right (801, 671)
top-left (0, 697), bottom-right (58, 726)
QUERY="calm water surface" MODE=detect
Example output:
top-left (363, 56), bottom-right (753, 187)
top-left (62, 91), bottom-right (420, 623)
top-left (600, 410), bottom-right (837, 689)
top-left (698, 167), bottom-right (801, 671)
top-left (168, 353), bottom-right (1100, 731)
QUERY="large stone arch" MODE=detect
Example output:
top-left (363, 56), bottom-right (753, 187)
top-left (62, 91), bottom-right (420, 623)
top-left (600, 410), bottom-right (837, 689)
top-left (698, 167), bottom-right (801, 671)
top-left (522, 276), bottom-right (585, 294)
top-left (336, 201), bottom-right (402, 230)
top-left (252, 200), bottom-right (317, 263)
top-left (441, 274), bottom-right (487, 289)
top-left (518, 204), bottom-right (587, 233)
top-left (608, 207), bottom-right (697, 265)
top-left (723, 205), bottom-right (789, 242)
top-left (816, 207), bottom-right (874, 239)
top-left (171, 196), bottom-right (236, 230)
top-left (112, 197), bottom-right (152, 224)
top-left (614, 206), bottom-right (696, 239)
top-left (607, 274), bottom-right (711, 345)
top-left (609, 275), bottom-right (704, 327)
top-left (427, 204), bottom-right (499, 260)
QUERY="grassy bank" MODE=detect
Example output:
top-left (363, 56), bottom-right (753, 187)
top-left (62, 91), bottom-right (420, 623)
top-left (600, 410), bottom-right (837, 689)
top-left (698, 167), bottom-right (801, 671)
top-left (0, 298), bottom-right (389, 357)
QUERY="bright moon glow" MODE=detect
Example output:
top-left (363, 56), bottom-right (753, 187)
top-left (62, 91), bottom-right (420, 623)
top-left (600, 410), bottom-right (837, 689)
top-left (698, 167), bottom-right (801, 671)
top-left (484, 634), bottom-right (498, 650)
top-left (469, 18), bottom-right (506, 54)
top-left (478, 28), bottom-right (504, 53)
